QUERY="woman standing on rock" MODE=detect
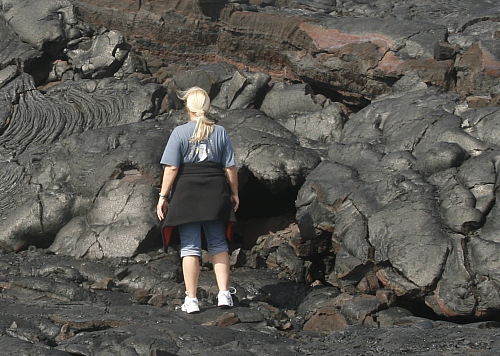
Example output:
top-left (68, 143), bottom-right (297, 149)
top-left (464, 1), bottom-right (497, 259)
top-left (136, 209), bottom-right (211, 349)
top-left (156, 87), bottom-right (239, 314)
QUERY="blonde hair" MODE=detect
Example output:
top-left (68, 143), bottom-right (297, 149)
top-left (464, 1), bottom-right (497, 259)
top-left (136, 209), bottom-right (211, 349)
top-left (178, 87), bottom-right (214, 142)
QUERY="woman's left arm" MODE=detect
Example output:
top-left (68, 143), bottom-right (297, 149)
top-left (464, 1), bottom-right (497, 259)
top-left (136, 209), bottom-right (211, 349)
top-left (225, 165), bottom-right (239, 212)
top-left (156, 165), bottom-right (179, 220)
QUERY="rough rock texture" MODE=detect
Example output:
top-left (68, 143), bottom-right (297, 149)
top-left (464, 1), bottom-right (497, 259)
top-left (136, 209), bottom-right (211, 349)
top-left (1, 0), bottom-right (500, 354)
top-left (0, 18), bottom-right (40, 74)
top-left (218, 107), bottom-right (321, 193)
top-left (0, 248), bottom-right (499, 355)
top-left (72, 0), bottom-right (500, 103)
top-left (294, 88), bottom-right (500, 318)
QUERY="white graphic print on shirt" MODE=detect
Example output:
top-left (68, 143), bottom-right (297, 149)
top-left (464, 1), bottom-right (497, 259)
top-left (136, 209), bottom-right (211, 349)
top-left (188, 139), bottom-right (212, 162)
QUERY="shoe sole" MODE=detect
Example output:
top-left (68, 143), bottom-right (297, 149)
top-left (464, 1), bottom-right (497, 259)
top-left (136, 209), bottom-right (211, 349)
top-left (181, 305), bottom-right (200, 313)
top-left (218, 300), bottom-right (233, 308)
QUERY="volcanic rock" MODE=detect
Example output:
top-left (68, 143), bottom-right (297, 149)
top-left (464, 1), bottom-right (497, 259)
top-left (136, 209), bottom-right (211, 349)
top-left (1, 0), bottom-right (500, 354)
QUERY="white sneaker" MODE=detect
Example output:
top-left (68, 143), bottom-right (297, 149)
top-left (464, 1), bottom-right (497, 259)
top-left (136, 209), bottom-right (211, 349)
top-left (181, 296), bottom-right (200, 313)
top-left (217, 290), bottom-right (234, 307)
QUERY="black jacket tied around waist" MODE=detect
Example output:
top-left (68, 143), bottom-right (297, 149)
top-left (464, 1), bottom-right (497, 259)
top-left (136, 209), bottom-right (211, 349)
top-left (161, 162), bottom-right (236, 248)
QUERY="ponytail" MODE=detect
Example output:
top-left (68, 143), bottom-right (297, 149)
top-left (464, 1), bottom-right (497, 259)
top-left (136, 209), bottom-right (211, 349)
top-left (178, 87), bottom-right (214, 142)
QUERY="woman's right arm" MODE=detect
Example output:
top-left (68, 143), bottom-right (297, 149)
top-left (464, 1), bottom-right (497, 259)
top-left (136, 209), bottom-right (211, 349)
top-left (156, 165), bottom-right (179, 220)
top-left (225, 165), bottom-right (239, 212)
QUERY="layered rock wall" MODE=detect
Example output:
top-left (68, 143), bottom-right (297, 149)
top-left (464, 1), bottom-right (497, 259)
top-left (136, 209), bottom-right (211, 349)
top-left (72, 0), bottom-right (500, 104)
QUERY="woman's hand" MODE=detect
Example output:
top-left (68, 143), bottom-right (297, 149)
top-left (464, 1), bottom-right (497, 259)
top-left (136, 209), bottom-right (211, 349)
top-left (157, 197), bottom-right (168, 220)
top-left (231, 193), bottom-right (239, 212)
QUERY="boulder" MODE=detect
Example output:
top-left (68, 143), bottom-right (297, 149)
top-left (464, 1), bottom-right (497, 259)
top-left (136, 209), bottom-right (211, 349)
top-left (66, 28), bottom-right (131, 79)
top-left (0, 0), bottom-right (85, 54)
top-left (213, 70), bottom-right (271, 109)
top-left (368, 197), bottom-right (450, 289)
top-left (429, 169), bottom-right (484, 233)
top-left (277, 102), bottom-right (348, 145)
top-left (260, 83), bottom-right (325, 121)
top-left (171, 62), bottom-right (237, 96)
top-left (0, 119), bottom-right (171, 253)
top-left (218, 108), bottom-right (321, 193)
top-left (454, 41), bottom-right (500, 97)
top-left (0, 20), bottom-right (40, 75)
top-left (425, 234), bottom-right (476, 318)
top-left (49, 180), bottom-right (159, 259)
top-left (461, 106), bottom-right (500, 147)
top-left (456, 153), bottom-right (496, 215)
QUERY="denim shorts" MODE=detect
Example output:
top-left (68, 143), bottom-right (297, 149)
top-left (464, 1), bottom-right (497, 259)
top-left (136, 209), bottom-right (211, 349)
top-left (178, 220), bottom-right (229, 257)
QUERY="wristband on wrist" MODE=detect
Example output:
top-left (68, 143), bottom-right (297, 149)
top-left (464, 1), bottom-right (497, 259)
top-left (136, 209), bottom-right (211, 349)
top-left (159, 193), bottom-right (168, 199)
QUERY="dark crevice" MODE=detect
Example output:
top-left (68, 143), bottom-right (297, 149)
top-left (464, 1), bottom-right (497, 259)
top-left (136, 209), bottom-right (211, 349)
top-left (232, 171), bottom-right (301, 247)
top-left (24, 53), bottom-right (53, 86)
top-left (136, 226), bottom-right (162, 254)
top-left (396, 297), bottom-right (442, 320)
top-left (33, 196), bottom-right (56, 249)
top-left (401, 296), bottom-right (500, 324)
top-left (32, 234), bottom-right (57, 249)
top-left (198, 0), bottom-right (228, 20)
top-left (237, 172), bottom-right (300, 220)
top-left (307, 82), bottom-right (371, 113)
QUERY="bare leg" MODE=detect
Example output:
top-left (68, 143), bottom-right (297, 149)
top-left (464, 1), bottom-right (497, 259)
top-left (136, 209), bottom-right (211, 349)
top-left (182, 256), bottom-right (200, 298)
top-left (212, 251), bottom-right (230, 291)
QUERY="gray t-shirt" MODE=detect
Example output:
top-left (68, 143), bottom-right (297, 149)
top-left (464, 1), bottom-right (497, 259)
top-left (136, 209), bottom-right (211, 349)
top-left (160, 121), bottom-right (236, 167)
